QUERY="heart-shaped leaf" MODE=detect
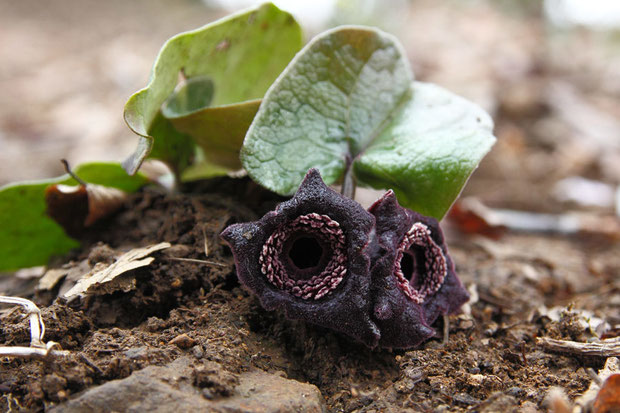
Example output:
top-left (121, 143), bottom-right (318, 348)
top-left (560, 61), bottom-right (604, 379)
top-left (0, 163), bottom-right (149, 272)
top-left (123, 2), bottom-right (302, 176)
top-left (241, 26), bottom-right (495, 219)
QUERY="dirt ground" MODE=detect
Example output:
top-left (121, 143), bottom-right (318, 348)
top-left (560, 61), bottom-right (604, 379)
top-left (0, 176), bottom-right (617, 412)
top-left (1, 1), bottom-right (619, 412)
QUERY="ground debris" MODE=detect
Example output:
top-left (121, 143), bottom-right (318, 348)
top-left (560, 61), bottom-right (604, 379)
top-left (547, 357), bottom-right (620, 413)
top-left (63, 242), bottom-right (171, 300)
top-left (537, 337), bottom-right (620, 358)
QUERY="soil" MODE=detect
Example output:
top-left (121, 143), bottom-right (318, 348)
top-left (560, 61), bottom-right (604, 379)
top-left (0, 176), bottom-right (618, 412)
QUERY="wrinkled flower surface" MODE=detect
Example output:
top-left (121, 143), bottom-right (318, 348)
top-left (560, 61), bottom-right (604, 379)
top-left (369, 190), bottom-right (469, 348)
top-left (220, 169), bottom-right (469, 349)
top-left (221, 169), bottom-right (380, 347)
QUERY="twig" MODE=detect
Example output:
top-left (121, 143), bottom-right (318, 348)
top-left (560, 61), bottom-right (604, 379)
top-left (520, 341), bottom-right (528, 366)
top-left (442, 314), bottom-right (450, 346)
top-left (166, 257), bottom-right (227, 267)
top-left (537, 337), bottom-right (620, 358)
top-left (0, 342), bottom-right (69, 359)
top-left (0, 296), bottom-right (68, 359)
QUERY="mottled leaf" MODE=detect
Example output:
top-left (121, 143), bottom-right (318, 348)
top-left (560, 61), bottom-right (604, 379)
top-left (0, 163), bottom-right (148, 272)
top-left (242, 26), bottom-right (412, 195)
top-left (123, 2), bottom-right (302, 176)
top-left (241, 26), bottom-right (495, 219)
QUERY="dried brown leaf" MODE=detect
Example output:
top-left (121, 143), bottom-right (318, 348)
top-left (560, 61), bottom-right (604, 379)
top-left (63, 242), bottom-right (170, 300)
top-left (45, 183), bottom-right (128, 237)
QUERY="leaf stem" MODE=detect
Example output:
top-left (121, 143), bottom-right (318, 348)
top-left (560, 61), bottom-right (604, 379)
top-left (341, 156), bottom-right (356, 200)
top-left (61, 159), bottom-right (87, 186)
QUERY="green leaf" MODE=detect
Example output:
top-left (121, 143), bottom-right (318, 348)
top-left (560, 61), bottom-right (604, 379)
top-left (354, 82), bottom-right (495, 218)
top-left (0, 163), bottom-right (149, 272)
top-left (241, 26), bottom-right (413, 194)
top-left (162, 77), bottom-right (261, 171)
top-left (241, 26), bottom-right (495, 219)
top-left (123, 2), bottom-right (303, 176)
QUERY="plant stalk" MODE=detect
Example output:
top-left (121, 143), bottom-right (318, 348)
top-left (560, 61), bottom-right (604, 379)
top-left (341, 156), bottom-right (356, 200)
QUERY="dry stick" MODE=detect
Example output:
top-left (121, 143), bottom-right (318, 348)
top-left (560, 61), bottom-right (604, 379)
top-left (520, 341), bottom-right (528, 366)
top-left (0, 296), bottom-right (69, 359)
top-left (442, 314), bottom-right (450, 346)
top-left (0, 296), bottom-right (44, 347)
top-left (166, 257), bottom-right (227, 267)
top-left (537, 337), bottom-right (620, 358)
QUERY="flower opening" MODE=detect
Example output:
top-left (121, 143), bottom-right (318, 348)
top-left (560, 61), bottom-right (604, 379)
top-left (259, 213), bottom-right (347, 300)
top-left (394, 222), bottom-right (447, 304)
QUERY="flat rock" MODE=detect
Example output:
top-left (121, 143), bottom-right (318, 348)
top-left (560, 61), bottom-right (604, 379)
top-left (50, 357), bottom-right (325, 413)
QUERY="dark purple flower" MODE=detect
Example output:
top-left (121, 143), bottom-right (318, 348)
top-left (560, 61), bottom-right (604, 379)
top-left (220, 169), bottom-right (381, 347)
top-left (368, 190), bottom-right (469, 349)
top-left (221, 169), bottom-right (469, 349)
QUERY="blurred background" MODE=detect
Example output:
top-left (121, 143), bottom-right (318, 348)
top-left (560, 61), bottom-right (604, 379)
top-left (1, 0), bottom-right (619, 217)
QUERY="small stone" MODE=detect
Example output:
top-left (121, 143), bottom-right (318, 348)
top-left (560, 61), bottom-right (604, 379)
top-left (28, 382), bottom-right (44, 401)
top-left (506, 386), bottom-right (525, 397)
top-left (169, 333), bottom-right (196, 349)
top-left (42, 374), bottom-right (67, 402)
top-left (467, 374), bottom-right (485, 387)
top-left (87, 244), bottom-right (116, 265)
top-left (403, 366), bottom-right (426, 383)
top-left (520, 401), bottom-right (540, 413)
top-left (453, 392), bottom-right (480, 406)
top-left (193, 362), bottom-right (238, 397)
top-left (201, 388), bottom-right (215, 400)
top-left (50, 357), bottom-right (325, 413)
top-left (145, 316), bottom-right (166, 332)
top-left (459, 319), bottom-right (474, 329)
top-left (191, 345), bottom-right (204, 359)
top-left (124, 346), bottom-right (149, 360)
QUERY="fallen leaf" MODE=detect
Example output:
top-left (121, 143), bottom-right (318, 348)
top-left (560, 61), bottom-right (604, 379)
top-left (447, 198), bottom-right (506, 239)
top-left (37, 268), bottom-right (70, 291)
top-left (63, 242), bottom-right (171, 300)
top-left (574, 357), bottom-right (620, 413)
top-left (45, 183), bottom-right (127, 237)
top-left (593, 374), bottom-right (620, 413)
top-left (0, 162), bottom-right (149, 272)
top-left (448, 197), bottom-right (620, 240)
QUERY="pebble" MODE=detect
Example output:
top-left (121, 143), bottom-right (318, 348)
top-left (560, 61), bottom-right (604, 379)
top-left (169, 333), bottom-right (196, 349)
